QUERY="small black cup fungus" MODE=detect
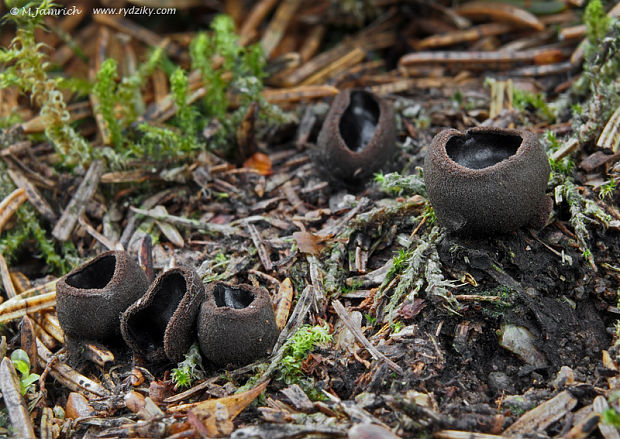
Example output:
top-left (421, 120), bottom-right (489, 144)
top-left (315, 89), bottom-right (396, 184)
top-left (121, 266), bottom-right (204, 363)
top-left (424, 127), bottom-right (551, 235)
top-left (56, 250), bottom-right (148, 342)
top-left (198, 282), bottom-right (279, 367)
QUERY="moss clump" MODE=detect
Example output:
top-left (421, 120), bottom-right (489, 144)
top-left (277, 323), bottom-right (331, 399)
top-left (190, 15), bottom-right (283, 158)
top-left (0, 0), bottom-right (91, 167)
top-left (584, 0), bottom-right (610, 45)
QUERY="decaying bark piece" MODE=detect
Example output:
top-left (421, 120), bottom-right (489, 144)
top-left (52, 160), bottom-right (104, 241)
top-left (503, 390), bottom-right (577, 436)
top-left (0, 357), bottom-right (36, 439)
top-left (7, 169), bottom-right (57, 222)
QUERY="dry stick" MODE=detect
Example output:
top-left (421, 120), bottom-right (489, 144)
top-left (92, 14), bottom-right (182, 57)
top-left (246, 223), bottom-right (273, 271)
top-left (281, 181), bottom-right (307, 214)
top-left (239, 0), bottom-right (280, 46)
top-left (31, 320), bottom-right (59, 350)
top-left (510, 61), bottom-right (575, 77)
top-left (260, 0), bottom-right (302, 58)
top-left (163, 376), bottom-right (220, 404)
top-left (453, 1), bottom-right (545, 31)
top-left (0, 141), bottom-right (31, 158)
top-left (0, 188), bottom-right (27, 234)
top-left (41, 314), bottom-right (64, 343)
top-left (0, 253), bottom-right (17, 299)
top-left (415, 22), bottom-right (512, 50)
top-left (299, 24), bottom-right (326, 62)
top-left (399, 48), bottom-right (560, 69)
top-left (302, 46), bottom-right (366, 85)
top-left (434, 431), bottom-right (506, 439)
top-left (262, 85), bottom-right (339, 104)
top-left (52, 160), bottom-right (104, 241)
top-left (283, 43), bottom-right (354, 87)
top-left (0, 358), bottom-right (37, 439)
top-left (1, 279), bottom-right (57, 303)
top-left (36, 338), bottom-right (108, 398)
top-left (332, 299), bottom-right (404, 375)
top-left (7, 169), bottom-right (57, 222)
top-left (130, 207), bottom-right (242, 236)
top-left (551, 138), bottom-right (580, 161)
top-left (0, 292), bottom-right (56, 324)
top-left (78, 214), bottom-right (119, 251)
top-left (369, 78), bottom-right (448, 95)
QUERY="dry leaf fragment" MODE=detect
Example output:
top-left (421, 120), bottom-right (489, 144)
top-left (125, 390), bottom-right (146, 414)
top-left (243, 152), bottom-right (273, 176)
top-left (65, 392), bottom-right (94, 419)
top-left (275, 278), bottom-right (294, 330)
top-left (170, 381), bottom-right (269, 437)
top-left (293, 231), bottom-right (328, 256)
top-left (0, 358), bottom-right (36, 438)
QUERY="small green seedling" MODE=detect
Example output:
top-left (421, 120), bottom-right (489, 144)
top-left (599, 178), bottom-right (616, 200)
top-left (10, 349), bottom-right (40, 395)
top-left (171, 343), bottom-right (205, 389)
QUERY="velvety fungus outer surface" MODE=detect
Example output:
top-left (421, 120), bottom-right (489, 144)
top-left (424, 126), bottom-right (551, 235)
top-left (121, 266), bottom-right (204, 364)
top-left (56, 250), bottom-right (148, 342)
top-left (198, 282), bottom-right (279, 367)
top-left (315, 88), bottom-right (396, 184)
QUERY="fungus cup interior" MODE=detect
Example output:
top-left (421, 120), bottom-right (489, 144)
top-left (446, 132), bottom-right (522, 170)
top-left (66, 254), bottom-right (116, 290)
top-left (339, 91), bottom-right (379, 152)
top-left (127, 272), bottom-right (186, 350)
top-left (214, 284), bottom-right (254, 309)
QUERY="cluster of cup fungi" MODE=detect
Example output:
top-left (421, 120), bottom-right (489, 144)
top-left (57, 88), bottom-right (551, 366)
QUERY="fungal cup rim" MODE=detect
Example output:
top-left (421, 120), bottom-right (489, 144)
top-left (433, 128), bottom-right (534, 176)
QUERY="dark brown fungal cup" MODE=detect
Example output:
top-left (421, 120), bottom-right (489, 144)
top-left (424, 126), bottom-right (551, 235)
top-left (56, 250), bottom-right (148, 342)
top-left (121, 266), bottom-right (205, 363)
top-left (198, 282), bottom-right (279, 367)
top-left (315, 88), bottom-right (396, 184)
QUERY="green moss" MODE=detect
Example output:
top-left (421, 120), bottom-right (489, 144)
top-left (0, 0), bottom-right (91, 167)
top-left (277, 323), bottom-right (331, 399)
top-left (170, 67), bottom-right (200, 152)
top-left (599, 178), bottom-right (616, 200)
top-left (374, 170), bottom-right (427, 197)
top-left (189, 14), bottom-right (282, 157)
top-left (93, 58), bottom-right (122, 147)
top-left (584, 0), bottom-right (610, 45)
top-left (512, 88), bottom-right (555, 122)
top-left (171, 343), bottom-right (205, 389)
